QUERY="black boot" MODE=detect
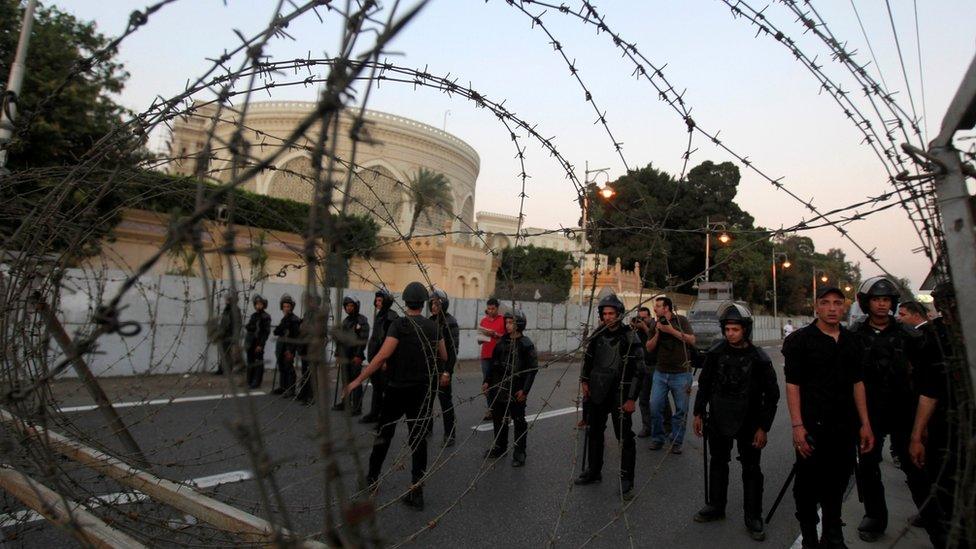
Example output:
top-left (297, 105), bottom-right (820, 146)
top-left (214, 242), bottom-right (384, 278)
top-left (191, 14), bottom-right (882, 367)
top-left (693, 504), bottom-right (726, 522)
top-left (574, 470), bottom-right (602, 485)
top-left (743, 472), bottom-right (765, 541)
top-left (697, 458), bottom-right (729, 522)
top-left (512, 451), bottom-right (525, 467)
top-left (857, 516), bottom-right (886, 542)
top-left (402, 485), bottom-right (424, 511)
top-left (822, 523), bottom-right (849, 549)
top-left (621, 478), bottom-right (635, 501)
top-left (331, 401), bottom-right (345, 411)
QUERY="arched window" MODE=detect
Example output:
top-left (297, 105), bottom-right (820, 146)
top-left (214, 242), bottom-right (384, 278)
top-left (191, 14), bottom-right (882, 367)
top-left (456, 275), bottom-right (467, 298)
top-left (348, 165), bottom-right (404, 228)
top-left (268, 157), bottom-right (315, 203)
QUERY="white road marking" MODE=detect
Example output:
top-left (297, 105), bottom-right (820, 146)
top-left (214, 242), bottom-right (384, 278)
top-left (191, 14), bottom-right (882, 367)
top-left (56, 392), bottom-right (266, 413)
top-left (0, 470), bottom-right (253, 528)
top-left (470, 381), bottom-right (699, 432)
top-left (471, 406), bottom-right (578, 432)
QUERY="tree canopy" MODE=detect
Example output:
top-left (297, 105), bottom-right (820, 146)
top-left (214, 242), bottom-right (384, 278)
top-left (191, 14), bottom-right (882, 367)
top-left (587, 160), bottom-right (860, 314)
top-left (495, 245), bottom-right (573, 303)
top-left (1, 0), bottom-right (137, 169)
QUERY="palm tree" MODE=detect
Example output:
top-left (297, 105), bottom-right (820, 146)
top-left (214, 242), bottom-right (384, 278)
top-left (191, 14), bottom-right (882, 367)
top-left (406, 168), bottom-right (453, 237)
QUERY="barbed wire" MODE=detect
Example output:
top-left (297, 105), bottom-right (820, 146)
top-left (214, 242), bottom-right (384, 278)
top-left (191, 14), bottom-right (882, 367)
top-left (0, 0), bottom-right (968, 547)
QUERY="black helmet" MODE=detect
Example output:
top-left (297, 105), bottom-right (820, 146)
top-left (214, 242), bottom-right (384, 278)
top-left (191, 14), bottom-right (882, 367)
top-left (342, 295), bottom-right (360, 315)
top-left (718, 301), bottom-right (753, 340)
top-left (279, 293), bottom-right (296, 310)
top-left (429, 288), bottom-right (450, 313)
top-left (504, 309), bottom-right (527, 332)
top-left (402, 281), bottom-right (429, 309)
top-left (252, 294), bottom-right (268, 308)
top-left (856, 276), bottom-right (900, 312)
top-left (597, 293), bottom-right (625, 316)
top-left (375, 286), bottom-right (394, 309)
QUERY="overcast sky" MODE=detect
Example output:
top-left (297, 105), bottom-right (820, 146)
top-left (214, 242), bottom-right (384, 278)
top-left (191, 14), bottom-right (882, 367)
top-left (51, 0), bottom-right (976, 287)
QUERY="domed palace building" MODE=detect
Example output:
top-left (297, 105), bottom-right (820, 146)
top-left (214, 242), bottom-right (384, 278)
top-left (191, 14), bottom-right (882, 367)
top-left (157, 100), bottom-right (498, 298)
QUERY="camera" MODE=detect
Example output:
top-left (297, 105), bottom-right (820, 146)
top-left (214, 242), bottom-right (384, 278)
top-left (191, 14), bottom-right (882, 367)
top-left (657, 316), bottom-right (669, 326)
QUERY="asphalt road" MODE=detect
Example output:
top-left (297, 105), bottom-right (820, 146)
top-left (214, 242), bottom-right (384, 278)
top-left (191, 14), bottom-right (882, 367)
top-left (0, 345), bottom-right (831, 547)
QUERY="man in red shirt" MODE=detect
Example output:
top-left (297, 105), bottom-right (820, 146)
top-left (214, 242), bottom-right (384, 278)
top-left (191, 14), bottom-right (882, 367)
top-left (479, 298), bottom-right (505, 420)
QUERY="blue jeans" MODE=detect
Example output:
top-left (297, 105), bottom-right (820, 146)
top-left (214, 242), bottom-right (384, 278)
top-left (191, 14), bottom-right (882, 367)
top-left (650, 371), bottom-right (692, 446)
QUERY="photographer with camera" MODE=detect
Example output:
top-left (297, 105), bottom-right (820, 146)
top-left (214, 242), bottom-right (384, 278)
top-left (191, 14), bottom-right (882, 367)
top-left (646, 296), bottom-right (696, 454)
top-left (631, 307), bottom-right (672, 438)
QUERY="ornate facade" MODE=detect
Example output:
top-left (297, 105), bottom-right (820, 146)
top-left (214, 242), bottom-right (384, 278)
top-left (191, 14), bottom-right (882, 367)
top-left (159, 101), bottom-right (496, 297)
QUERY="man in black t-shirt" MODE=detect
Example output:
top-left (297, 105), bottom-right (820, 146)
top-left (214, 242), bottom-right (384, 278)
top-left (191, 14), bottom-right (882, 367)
top-left (784, 287), bottom-right (875, 548)
top-left (345, 282), bottom-right (447, 511)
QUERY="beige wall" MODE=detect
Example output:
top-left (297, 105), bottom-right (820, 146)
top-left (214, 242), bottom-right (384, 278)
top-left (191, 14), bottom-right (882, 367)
top-left (91, 209), bottom-right (500, 299)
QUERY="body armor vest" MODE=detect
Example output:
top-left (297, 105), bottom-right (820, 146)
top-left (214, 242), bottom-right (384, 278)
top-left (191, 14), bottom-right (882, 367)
top-left (589, 332), bottom-right (628, 405)
top-left (859, 323), bottom-right (914, 405)
top-left (710, 348), bottom-right (756, 437)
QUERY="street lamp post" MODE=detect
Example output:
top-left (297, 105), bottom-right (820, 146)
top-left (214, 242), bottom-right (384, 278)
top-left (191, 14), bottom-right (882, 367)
top-left (771, 251), bottom-right (790, 324)
top-left (579, 162), bottom-right (612, 308)
top-left (704, 216), bottom-right (731, 282)
top-left (812, 267), bottom-right (829, 310)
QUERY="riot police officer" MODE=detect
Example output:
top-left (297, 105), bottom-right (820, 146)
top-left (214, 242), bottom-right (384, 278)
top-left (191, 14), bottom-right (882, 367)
top-left (345, 282), bottom-right (447, 510)
top-left (692, 302), bottom-right (779, 541)
top-left (244, 294), bottom-right (271, 389)
top-left (852, 277), bottom-right (942, 545)
top-left (784, 286), bottom-right (874, 549)
top-left (332, 296), bottom-right (369, 414)
top-left (429, 288), bottom-right (459, 446)
top-left (361, 287), bottom-right (399, 424)
top-left (576, 293), bottom-right (643, 500)
top-left (483, 309), bottom-right (538, 467)
top-left (273, 294), bottom-right (302, 396)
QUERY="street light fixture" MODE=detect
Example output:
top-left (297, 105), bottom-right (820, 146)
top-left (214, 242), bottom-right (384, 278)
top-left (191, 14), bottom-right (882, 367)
top-left (578, 162), bottom-right (613, 308)
top-left (771, 251), bottom-right (790, 324)
top-left (820, 272), bottom-right (829, 284)
top-left (704, 216), bottom-right (731, 282)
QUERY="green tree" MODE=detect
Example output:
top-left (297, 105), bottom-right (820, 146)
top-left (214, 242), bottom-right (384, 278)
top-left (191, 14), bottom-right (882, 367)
top-left (1, 0), bottom-right (136, 169)
top-left (406, 168), bottom-right (453, 237)
top-left (496, 245), bottom-right (573, 303)
top-left (588, 160), bottom-right (755, 291)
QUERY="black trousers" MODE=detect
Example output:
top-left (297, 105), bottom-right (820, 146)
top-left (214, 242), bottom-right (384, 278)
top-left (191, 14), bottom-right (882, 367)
top-left (368, 384), bottom-right (433, 483)
top-left (586, 398), bottom-right (636, 481)
top-left (365, 370), bottom-right (387, 418)
top-left (793, 427), bottom-right (855, 531)
top-left (490, 395), bottom-right (526, 454)
top-left (245, 342), bottom-right (265, 388)
top-left (708, 429), bottom-right (763, 518)
top-left (861, 423), bottom-right (940, 531)
top-left (435, 382), bottom-right (456, 439)
top-left (276, 343), bottom-right (296, 392)
top-left (336, 358), bottom-right (362, 410)
top-left (296, 357), bottom-right (314, 402)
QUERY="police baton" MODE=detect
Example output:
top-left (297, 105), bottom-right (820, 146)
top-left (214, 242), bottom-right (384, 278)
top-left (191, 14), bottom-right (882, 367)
top-left (765, 464), bottom-right (796, 524)
top-left (702, 413), bottom-right (710, 504)
top-left (853, 444), bottom-right (864, 502)
top-left (765, 433), bottom-right (814, 524)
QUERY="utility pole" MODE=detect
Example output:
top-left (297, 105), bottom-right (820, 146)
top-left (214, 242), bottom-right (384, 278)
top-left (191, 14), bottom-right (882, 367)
top-left (923, 54), bottom-right (976, 389)
top-left (0, 0), bottom-right (38, 172)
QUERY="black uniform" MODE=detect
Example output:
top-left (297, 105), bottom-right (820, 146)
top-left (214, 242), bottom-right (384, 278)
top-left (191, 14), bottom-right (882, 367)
top-left (783, 323), bottom-right (864, 540)
top-left (694, 341), bottom-right (779, 522)
top-left (364, 304), bottom-right (399, 421)
top-left (274, 311), bottom-right (302, 395)
top-left (335, 307), bottom-right (369, 412)
top-left (244, 309), bottom-right (271, 388)
top-left (431, 310), bottom-right (460, 441)
top-left (579, 324), bottom-right (643, 482)
top-left (485, 333), bottom-right (539, 457)
top-left (853, 318), bottom-right (942, 540)
top-left (367, 314), bottom-right (441, 486)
